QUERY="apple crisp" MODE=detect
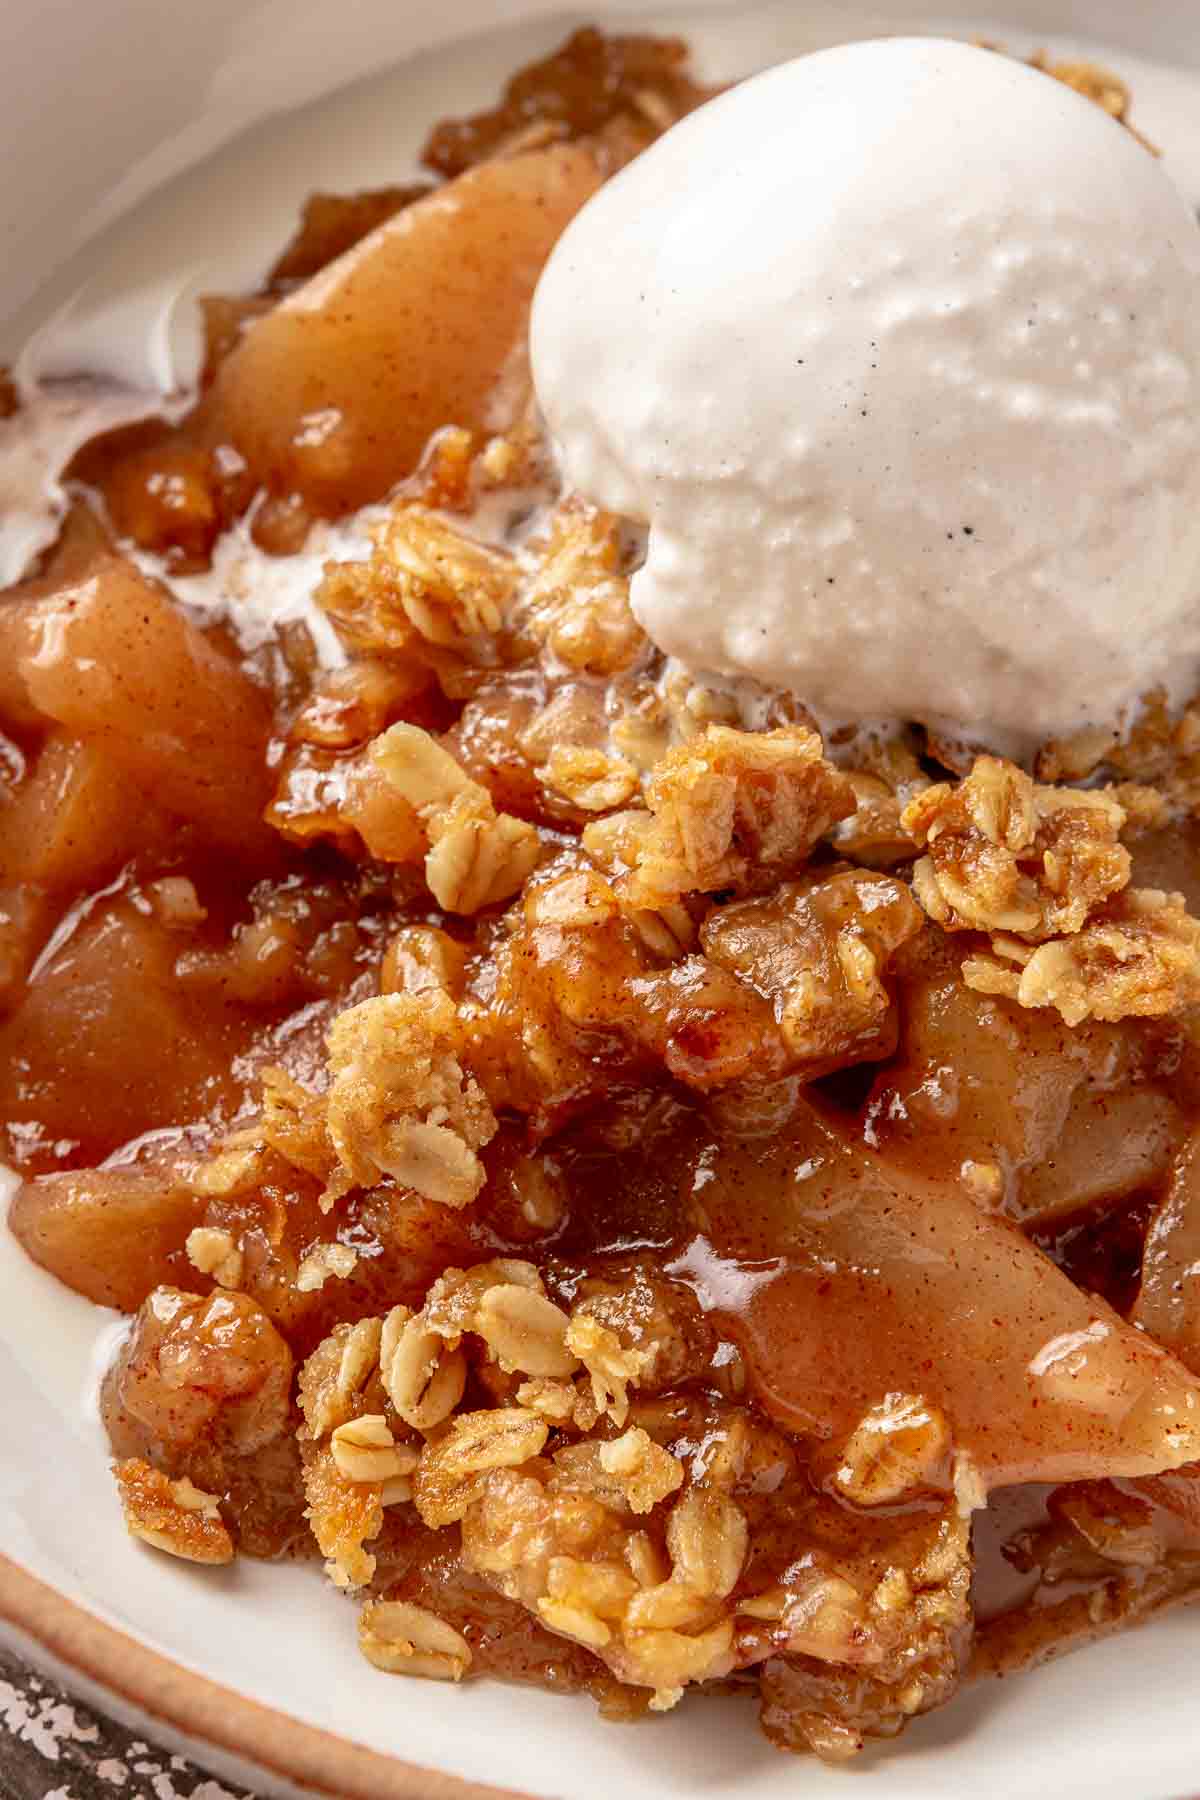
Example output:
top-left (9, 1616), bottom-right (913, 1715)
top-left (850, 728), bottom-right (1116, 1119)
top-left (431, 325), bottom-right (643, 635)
top-left (3, 24), bottom-right (1200, 1769)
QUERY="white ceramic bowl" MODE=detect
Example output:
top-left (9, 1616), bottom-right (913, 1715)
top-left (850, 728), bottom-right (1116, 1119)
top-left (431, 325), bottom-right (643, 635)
top-left (1, 4), bottom-right (1198, 1796)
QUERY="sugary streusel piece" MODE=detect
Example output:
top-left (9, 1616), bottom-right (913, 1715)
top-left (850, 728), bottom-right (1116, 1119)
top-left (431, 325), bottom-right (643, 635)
top-left (372, 722), bottom-right (541, 912)
top-left (518, 498), bottom-right (646, 675)
top-left (964, 887), bottom-right (1200, 1026)
top-left (421, 25), bottom-right (704, 178)
top-left (358, 1598), bottom-right (473, 1681)
top-left (301, 1440), bottom-right (384, 1589)
top-left (323, 990), bottom-right (497, 1209)
top-left (331, 1415), bottom-right (419, 1489)
top-left (516, 680), bottom-right (612, 771)
top-left (413, 425), bottom-right (477, 512)
top-left (370, 717), bottom-right (481, 821)
top-left (585, 724), bottom-right (855, 909)
top-left (113, 1460), bottom-right (234, 1565)
top-left (466, 855), bottom-right (793, 1112)
top-left (408, 1258), bottom-right (577, 1376)
top-left (380, 1305), bottom-right (467, 1433)
top-left (289, 657), bottom-right (433, 754)
top-left (319, 504), bottom-right (517, 657)
top-left (259, 1065), bottom-right (335, 1182)
top-left (1101, 782), bottom-right (1169, 835)
top-left (458, 1399), bottom-right (968, 1741)
top-left (1037, 688), bottom-right (1200, 816)
top-left (540, 744), bottom-right (640, 813)
top-left (420, 1256), bottom-right (544, 1338)
top-left (185, 1225), bottom-right (243, 1290)
top-left (904, 756), bottom-right (1130, 940)
top-left (516, 1375), bottom-right (591, 1426)
top-left (316, 560), bottom-right (422, 658)
top-left (569, 1265), bottom-right (712, 1397)
top-left (829, 772), bottom-right (922, 869)
top-left (413, 1407), bottom-right (550, 1528)
top-left (462, 1464), bottom-right (734, 1710)
top-left (828, 731), bottom-right (929, 860)
top-left (566, 1313), bottom-right (653, 1428)
top-left (701, 866), bottom-right (923, 1078)
top-left (425, 787), bottom-right (543, 914)
top-left (373, 504), bottom-right (518, 648)
top-left (475, 1281), bottom-right (579, 1378)
top-left (295, 1242), bottom-right (359, 1292)
top-left (597, 1427), bottom-right (685, 1514)
top-left (298, 1316), bottom-right (386, 1440)
top-left (604, 666), bottom-right (815, 793)
top-left (184, 1130), bottom-right (268, 1199)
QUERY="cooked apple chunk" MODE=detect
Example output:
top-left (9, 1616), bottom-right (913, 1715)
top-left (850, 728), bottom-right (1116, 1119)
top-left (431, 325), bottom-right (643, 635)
top-left (207, 146), bottom-right (601, 513)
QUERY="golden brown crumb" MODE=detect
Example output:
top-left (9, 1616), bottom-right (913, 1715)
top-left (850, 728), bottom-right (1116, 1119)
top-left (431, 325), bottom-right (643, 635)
top-left (541, 744), bottom-right (640, 812)
top-left (295, 1242), bottom-right (359, 1292)
top-left (461, 855), bottom-right (787, 1111)
top-left (373, 505), bottom-right (518, 648)
top-left (259, 1065), bottom-right (336, 1183)
top-left (185, 1225), bottom-right (244, 1290)
top-left (597, 1426), bottom-right (685, 1513)
top-left (358, 1598), bottom-right (473, 1680)
top-left (758, 1511), bottom-right (972, 1757)
top-left (113, 1460), bottom-right (234, 1565)
top-left (372, 722), bottom-right (542, 913)
top-left (380, 924), bottom-right (470, 999)
top-left (297, 1316), bottom-right (387, 1440)
top-left (330, 1414), bottom-right (419, 1488)
top-left (830, 771), bottom-right (923, 868)
top-left (420, 26), bottom-right (705, 177)
top-left (517, 499), bottom-right (646, 675)
top-left (565, 1315), bottom-right (653, 1430)
top-left (584, 723), bottom-right (855, 909)
top-left (317, 502), bottom-right (517, 666)
top-left (904, 755), bottom-right (1130, 940)
top-left (323, 990), bottom-right (497, 1209)
top-left (381, 1305), bottom-right (467, 1432)
top-left (414, 1408), bottom-right (551, 1528)
top-left (301, 1440), bottom-right (384, 1589)
top-left (462, 1463), bottom-right (733, 1709)
top-left (963, 887), bottom-right (1200, 1025)
top-left (1036, 689), bottom-right (1200, 812)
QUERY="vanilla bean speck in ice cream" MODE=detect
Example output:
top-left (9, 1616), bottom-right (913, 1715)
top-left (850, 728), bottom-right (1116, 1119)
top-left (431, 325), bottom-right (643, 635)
top-left (531, 36), bottom-right (1200, 751)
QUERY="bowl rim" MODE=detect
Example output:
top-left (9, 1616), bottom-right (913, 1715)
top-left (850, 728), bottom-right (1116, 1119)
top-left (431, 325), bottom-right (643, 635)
top-left (0, 1550), bottom-right (528, 1799)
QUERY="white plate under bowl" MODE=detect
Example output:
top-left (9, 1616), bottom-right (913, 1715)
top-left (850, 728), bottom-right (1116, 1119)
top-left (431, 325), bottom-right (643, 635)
top-left (1, 3), bottom-right (1198, 1796)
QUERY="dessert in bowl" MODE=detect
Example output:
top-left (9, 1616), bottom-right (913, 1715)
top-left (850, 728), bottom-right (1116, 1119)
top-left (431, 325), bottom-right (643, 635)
top-left (2, 4), bottom-right (1200, 1795)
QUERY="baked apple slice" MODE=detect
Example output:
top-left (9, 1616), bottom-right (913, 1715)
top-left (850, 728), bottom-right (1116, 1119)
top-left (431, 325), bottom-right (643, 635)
top-left (206, 145), bottom-right (601, 514)
top-left (858, 932), bottom-right (1187, 1227)
top-left (672, 1097), bottom-right (1200, 1491)
top-left (1134, 1131), bottom-right (1200, 1373)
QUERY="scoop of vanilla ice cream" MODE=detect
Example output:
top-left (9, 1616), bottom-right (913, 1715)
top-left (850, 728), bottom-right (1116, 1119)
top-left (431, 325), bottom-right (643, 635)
top-left (531, 37), bottom-right (1200, 749)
